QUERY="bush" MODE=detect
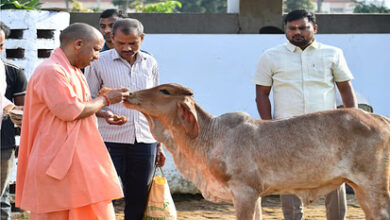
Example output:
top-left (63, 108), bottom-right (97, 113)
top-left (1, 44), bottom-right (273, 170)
top-left (135, 0), bottom-right (182, 13)
top-left (0, 0), bottom-right (42, 9)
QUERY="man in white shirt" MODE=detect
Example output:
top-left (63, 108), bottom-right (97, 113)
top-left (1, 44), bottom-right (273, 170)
top-left (85, 18), bottom-right (166, 220)
top-left (253, 9), bottom-right (357, 220)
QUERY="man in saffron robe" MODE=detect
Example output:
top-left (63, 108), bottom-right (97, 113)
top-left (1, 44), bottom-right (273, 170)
top-left (15, 23), bottom-right (128, 219)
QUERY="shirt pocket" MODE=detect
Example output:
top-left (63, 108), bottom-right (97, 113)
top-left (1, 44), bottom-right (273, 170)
top-left (308, 56), bottom-right (333, 82)
top-left (142, 69), bottom-right (155, 88)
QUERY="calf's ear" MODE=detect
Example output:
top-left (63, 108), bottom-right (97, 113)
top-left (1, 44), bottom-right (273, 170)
top-left (177, 97), bottom-right (199, 139)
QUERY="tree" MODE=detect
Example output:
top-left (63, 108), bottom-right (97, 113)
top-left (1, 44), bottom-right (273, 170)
top-left (284, 0), bottom-right (315, 13)
top-left (0, 0), bottom-right (42, 9)
top-left (353, 0), bottom-right (390, 13)
top-left (136, 0), bottom-right (181, 13)
top-left (175, 0), bottom-right (227, 13)
top-left (112, 0), bottom-right (226, 13)
top-left (112, 0), bottom-right (134, 11)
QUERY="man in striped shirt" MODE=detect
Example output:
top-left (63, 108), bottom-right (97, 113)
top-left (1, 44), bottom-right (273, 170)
top-left (85, 18), bottom-right (166, 220)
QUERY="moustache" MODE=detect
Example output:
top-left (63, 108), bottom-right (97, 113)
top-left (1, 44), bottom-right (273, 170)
top-left (121, 50), bottom-right (134, 54)
top-left (293, 35), bottom-right (304, 39)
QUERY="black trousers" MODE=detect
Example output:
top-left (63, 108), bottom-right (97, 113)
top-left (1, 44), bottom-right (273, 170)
top-left (105, 141), bottom-right (157, 220)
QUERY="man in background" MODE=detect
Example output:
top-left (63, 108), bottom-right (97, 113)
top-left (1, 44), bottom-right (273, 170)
top-left (254, 9), bottom-right (357, 220)
top-left (0, 21), bottom-right (27, 220)
top-left (85, 18), bottom-right (166, 220)
top-left (99, 9), bottom-right (124, 52)
top-left (98, 9), bottom-right (150, 54)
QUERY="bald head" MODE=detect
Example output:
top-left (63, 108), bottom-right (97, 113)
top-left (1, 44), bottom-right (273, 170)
top-left (60, 23), bottom-right (102, 47)
top-left (59, 23), bottom-right (104, 69)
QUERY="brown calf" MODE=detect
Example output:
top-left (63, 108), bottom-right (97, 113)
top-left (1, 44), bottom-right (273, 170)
top-left (123, 83), bottom-right (390, 220)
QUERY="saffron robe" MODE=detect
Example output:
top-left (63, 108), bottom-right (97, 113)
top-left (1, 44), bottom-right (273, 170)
top-left (16, 48), bottom-right (123, 213)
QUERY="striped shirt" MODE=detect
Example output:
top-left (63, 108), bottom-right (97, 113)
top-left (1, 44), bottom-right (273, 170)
top-left (85, 49), bottom-right (158, 144)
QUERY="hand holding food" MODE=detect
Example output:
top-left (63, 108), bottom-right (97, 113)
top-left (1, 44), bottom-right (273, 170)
top-left (9, 107), bottom-right (24, 128)
top-left (98, 87), bottom-right (129, 105)
top-left (3, 104), bottom-right (15, 115)
top-left (112, 114), bottom-right (127, 122)
top-left (106, 114), bottom-right (128, 125)
top-left (102, 110), bottom-right (128, 125)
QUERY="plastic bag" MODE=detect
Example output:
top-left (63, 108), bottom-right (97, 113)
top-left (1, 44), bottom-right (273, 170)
top-left (144, 168), bottom-right (177, 220)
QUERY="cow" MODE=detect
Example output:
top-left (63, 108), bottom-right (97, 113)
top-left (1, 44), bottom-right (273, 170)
top-left (123, 83), bottom-right (390, 220)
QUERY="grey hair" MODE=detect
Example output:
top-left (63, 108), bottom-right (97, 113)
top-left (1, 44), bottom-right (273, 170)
top-left (112, 18), bottom-right (144, 36)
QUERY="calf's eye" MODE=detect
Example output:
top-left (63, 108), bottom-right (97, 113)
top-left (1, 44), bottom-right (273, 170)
top-left (160, 89), bottom-right (170, 95)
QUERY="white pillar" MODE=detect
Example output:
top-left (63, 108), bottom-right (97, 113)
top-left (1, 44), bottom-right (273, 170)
top-left (227, 0), bottom-right (240, 13)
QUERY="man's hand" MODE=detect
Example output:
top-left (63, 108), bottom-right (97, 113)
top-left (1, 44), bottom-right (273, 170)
top-left (255, 85), bottom-right (273, 120)
top-left (8, 106), bottom-right (24, 128)
top-left (101, 110), bottom-right (128, 125)
top-left (104, 87), bottom-right (130, 105)
top-left (155, 144), bottom-right (166, 167)
top-left (3, 104), bottom-right (15, 115)
top-left (76, 87), bottom-right (130, 120)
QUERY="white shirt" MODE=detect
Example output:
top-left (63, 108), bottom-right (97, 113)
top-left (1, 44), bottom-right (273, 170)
top-left (1, 59), bottom-right (13, 129)
top-left (253, 41), bottom-right (354, 119)
top-left (85, 50), bottom-right (159, 144)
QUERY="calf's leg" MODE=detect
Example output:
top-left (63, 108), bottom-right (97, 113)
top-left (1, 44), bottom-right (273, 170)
top-left (232, 187), bottom-right (259, 220)
top-left (254, 197), bottom-right (262, 220)
top-left (351, 183), bottom-right (390, 220)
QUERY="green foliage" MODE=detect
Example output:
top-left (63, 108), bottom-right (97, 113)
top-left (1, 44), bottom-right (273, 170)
top-left (111, 0), bottom-right (120, 8)
top-left (136, 0), bottom-right (181, 13)
top-left (283, 0), bottom-right (314, 13)
top-left (353, 1), bottom-right (390, 13)
top-left (69, 0), bottom-right (93, 12)
top-left (90, 7), bottom-right (102, 12)
top-left (112, 0), bottom-right (226, 13)
top-left (178, 0), bottom-right (227, 13)
top-left (0, 0), bottom-right (42, 9)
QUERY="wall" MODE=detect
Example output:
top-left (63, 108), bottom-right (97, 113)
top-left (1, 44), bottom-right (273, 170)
top-left (0, 10), bottom-right (70, 78)
top-left (69, 0), bottom-right (390, 34)
top-left (70, 12), bottom-right (390, 34)
top-left (142, 34), bottom-right (389, 119)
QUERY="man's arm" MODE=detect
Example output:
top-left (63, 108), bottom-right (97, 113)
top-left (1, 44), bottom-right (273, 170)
top-left (9, 94), bottom-right (25, 128)
top-left (4, 65), bottom-right (27, 127)
top-left (75, 88), bottom-right (129, 120)
top-left (96, 108), bottom-right (128, 125)
top-left (336, 80), bottom-right (357, 108)
top-left (13, 95), bottom-right (24, 106)
top-left (155, 143), bottom-right (166, 167)
top-left (12, 65), bottom-right (27, 106)
top-left (84, 60), bottom-right (127, 124)
top-left (255, 85), bottom-right (272, 120)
